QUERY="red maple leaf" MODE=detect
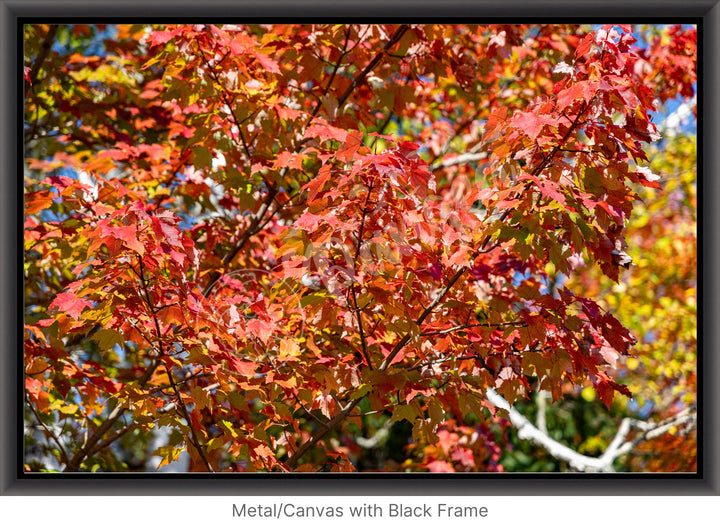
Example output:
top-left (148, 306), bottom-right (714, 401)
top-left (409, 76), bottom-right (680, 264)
top-left (228, 357), bottom-right (257, 376)
top-left (50, 291), bottom-right (92, 320)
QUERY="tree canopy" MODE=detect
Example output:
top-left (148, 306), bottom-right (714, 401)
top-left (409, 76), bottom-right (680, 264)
top-left (24, 23), bottom-right (697, 472)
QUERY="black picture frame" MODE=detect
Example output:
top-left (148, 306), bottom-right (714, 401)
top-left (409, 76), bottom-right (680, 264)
top-left (3, 0), bottom-right (717, 496)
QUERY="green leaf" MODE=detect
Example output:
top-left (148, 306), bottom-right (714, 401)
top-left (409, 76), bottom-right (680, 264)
top-left (390, 403), bottom-right (419, 424)
top-left (348, 383), bottom-right (373, 400)
top-left (91, 329), bottom-right (125, 351)
top-left (191, 145), bottom-right (212, 168)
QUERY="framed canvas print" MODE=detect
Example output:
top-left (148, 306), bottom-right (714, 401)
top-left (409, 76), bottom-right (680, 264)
top-left (4, 0), bottom-right (717, 502)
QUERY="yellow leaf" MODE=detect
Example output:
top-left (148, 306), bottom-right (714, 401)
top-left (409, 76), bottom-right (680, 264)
top-left (54, 403), bottom-right (79, 415)
top-left (581, 386), bottom-right (596, 402)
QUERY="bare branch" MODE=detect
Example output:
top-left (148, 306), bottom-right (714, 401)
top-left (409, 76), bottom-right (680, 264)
top-left (25, 393), bottom-right (71, 467)
top-left (430, 151), bottom-right (487, 171)
top-left (309, 26), bottom-right (352, 120)
top-left (356, 419), bottom-right (393, 448)
top-left (613, 407), bottom-right (698, 457)
top-left (535, 390), bottom-right (549, 436)
top-left (27, 25), bottom-right (59, 89)
top-left (428, 108), bottom-right (483, 167)
top-left (284, 396), bottom-right (363, 469)
top-left (486, 389), bottom-right (697, 472)
top-left (336, 25), bottom-right (410, 110)
top-left (420, 320), bottom-right (526, 337)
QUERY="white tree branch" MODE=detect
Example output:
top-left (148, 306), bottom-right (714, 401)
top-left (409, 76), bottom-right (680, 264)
top-left (430, 151), bottom-right (487, 170)
top-left (485, 388), bottom-right (697, 472)
top-left (535, 389), bottom-right (549, 435)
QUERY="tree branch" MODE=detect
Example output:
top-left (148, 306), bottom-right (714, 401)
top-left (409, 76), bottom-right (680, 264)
top-left (429, 151), bottom-right (487, 171)
top-left (420, 320), bottom-right (526, 337)
top-left (613, 407), bottom-right (698, 457)
top-left (336, 25), bottom-right (410, 110)
top-left (65, 258), bottom-right (191, 471)
top-left (356, 419), bottom-right (393, 448)
top-left (137, 257), bottom-right (213, 472)
top-left (25, 392), bottom-right (71, 467)
top-left (201, 28), bottom-right (417, 471)
top-left (82, 402), bottom-right (180, 461)
top-left (535, 390), bottom-right (549, 435)
top-left (162, 361), bottom-right (215, 472)
top-left (405, 347), bottom-right (540, 372)
top-left (65, 358), bottom-right (161, 472)
top-left (349, 180), bottom-right (376, 369)
top-left (284, 396), bottom-right (363, 469)
top-left (201, 188), bottom-right (278, 297)
top-left (530, 95), bottom-right (597, 176)
top-left (350, 287), bottom-right (373, 370)
top-left (26, 25), bottom-right (59, 90)
top-left (309, 26), bottom-right (352, 120)
top-left (486, 389), bottom-right (697, 472)
top-left (378, 265), bottom-right (469, 371)
top-left (428, 108), bottom-right (483, 167)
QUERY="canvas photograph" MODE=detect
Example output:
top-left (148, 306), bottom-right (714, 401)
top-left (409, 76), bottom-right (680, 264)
top-left (22, 23), bottom-right (697, 474)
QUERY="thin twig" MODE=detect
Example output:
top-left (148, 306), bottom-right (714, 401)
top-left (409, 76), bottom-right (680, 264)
top-left (405, 347), bottom-right (540, 372)
top-left (430, 151), bottom-right (487, 171)
top-left (348, 180), bottom-right (376, 369)
top-left (350, 287), bottom-right (373, 369)
top-left (137, 258), bottom-right (214, 472)
top-left (84, 402), bottom-right (179, 460)
top-left (420, 320), bottom-right (526, 337)
top-left (310, 26), bottom-right (352, 119)
top-left (428, 107), bottom-right (483, 167)
top-left (83, 422), bottom-right (137, 457)
top-left (151, 370), bottom-right (213, 392)
top-left (65, 357), bottom-right (161, 472)
top-left (202, 188), bottom-right (278, 297)
top-left (25, 393), bottom-right (71, 467)
top-left (27, 25), bottom-right (59, 89)
top-left (198, 47), bottom-right (255, 162)
top-left (162, 361), bottom-right (215, 472)
top-left (336, 25), bottom-right (410, 110)
top-left (285, 396), bottom-right (362, 469)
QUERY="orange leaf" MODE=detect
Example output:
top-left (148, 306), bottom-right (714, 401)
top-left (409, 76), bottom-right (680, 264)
top-left (336, 130), bottom-right (364, 161)
top-left (25, 191), bottom-right (54, 215)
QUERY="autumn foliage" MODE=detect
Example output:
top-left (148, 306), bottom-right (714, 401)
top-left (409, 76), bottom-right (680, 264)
top-left (24, 24), bottom-right (696, 472)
